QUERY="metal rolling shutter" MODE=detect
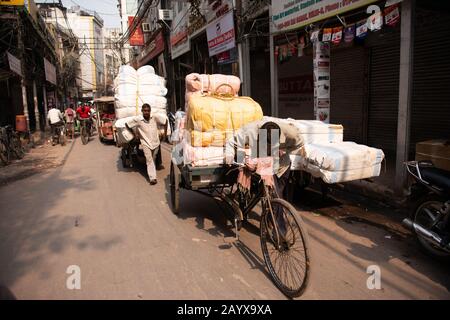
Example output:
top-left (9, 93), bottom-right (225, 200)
top-left (410, 8), bottom-right (450, 155)
top-left (367, 30), bottom-right (401, 154)
top-left (330, 45), bottom-right (367, 143)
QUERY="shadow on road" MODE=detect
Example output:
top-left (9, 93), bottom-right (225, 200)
top-left (294, 187), bottom-right (450, 296)
top-left (0, 140), bottom-right (123, 291)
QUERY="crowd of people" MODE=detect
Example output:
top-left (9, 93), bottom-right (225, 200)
top-left (46, 102), bottom-right (163, 186)
top-left (46, 102), bottom-right (96, 144)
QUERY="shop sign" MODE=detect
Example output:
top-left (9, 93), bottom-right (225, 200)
top-left (279, 75), bottom-right (314, 110)
top-left (205, 0), bottom-right (233, 23)
top-left (206, 10), bottom-right (235, 57)
top-left (0, 0), bottom-right (24, 5)
top-left (271, 0), bottom-right (379, 33)
top-left (6, 52), bottom-right (22, 77)
top-left (44, 58), bottom-right (57, 85)
top-left (217, 48), bottom-right (238, 65)
top-left (139, 31), bottom-right (164, 64)
top-left (128, 16), bottom-right (145, 46)
top-left (171, 3), bottom-right (191, 60)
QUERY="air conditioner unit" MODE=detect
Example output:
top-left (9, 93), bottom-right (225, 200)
top-left (158, 9), bottom-right (173, 21)
top-left (142, 23), bottom-right (151, 32)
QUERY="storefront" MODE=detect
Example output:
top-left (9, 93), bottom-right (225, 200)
top-left (271, 0), bottom-right (450, 193)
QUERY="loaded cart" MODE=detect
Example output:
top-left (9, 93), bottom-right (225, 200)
top-left (169, 131), bottom-right (310, 298)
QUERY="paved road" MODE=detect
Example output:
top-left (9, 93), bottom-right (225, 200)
top-left (0, 138), bottom-right (449, 299)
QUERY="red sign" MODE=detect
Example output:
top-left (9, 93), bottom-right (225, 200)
top-left (139, 31), bottom-right (165, 66)
top-left (128, 16), bottom-right (144, 46)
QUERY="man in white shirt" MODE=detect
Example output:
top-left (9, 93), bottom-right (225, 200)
top-left (47, 106), bottom-right (64, 143)
top-left (126, 103), bottom-right (160, 185)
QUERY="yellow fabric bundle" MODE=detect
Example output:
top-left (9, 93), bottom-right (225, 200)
top-left (186, 95), bottom-right (263, 132)
top-left (190, 130), bottom-right (234, 147)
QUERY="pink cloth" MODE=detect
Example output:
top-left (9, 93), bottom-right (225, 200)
top-left (237, 157), bottom-right (275, 192)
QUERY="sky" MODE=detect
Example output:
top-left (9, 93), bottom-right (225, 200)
top-left (60, 0), bottom-right (122, 28)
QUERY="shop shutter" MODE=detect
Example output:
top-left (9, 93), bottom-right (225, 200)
top-left (367, 29), bottom-right (401, 154)
top-left (330, 45), bottom-right (367, 143)
top-left (410, 8), bottom-right (450, 155)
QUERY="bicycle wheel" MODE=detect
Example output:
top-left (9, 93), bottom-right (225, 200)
top-left (260, 198), bottom-right (310, 298)
top-left (11, 135), bottom-right (25, 159)
top-left (59, 131), bottom-right (66, 146)
top-left (81, 126), bottom-right (88, 145)
top-left (169, 162), bottom-right (180, 214)
top-left (0, 140), bottom-right (10, 165)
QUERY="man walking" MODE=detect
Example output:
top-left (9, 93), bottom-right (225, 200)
top-left (126, 104), bottom-right (160, 185)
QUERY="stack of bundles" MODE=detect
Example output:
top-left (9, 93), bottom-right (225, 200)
top-left (177, 74), bottom-right (263, 166)
top-left (290, 141), bottom-right (385, 184)
top-left (186, 94), bottom-right (264, 147)
top-left (114, 65), bottom-right (168, 145)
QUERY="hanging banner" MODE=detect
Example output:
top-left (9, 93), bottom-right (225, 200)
top-left (356, 20), bottom-right (368, 39)
top-left (344, 24), bottom-right (356, 43)
top-left (44, 58), bottom-right (56, 85)
top-left (313, 42), bottom-right (330, 123)
top-left (6, 52), bottom-right (22, 77)
top-left (128, 16), bottom-right (144, 46)
top-left (384, 4), bottom-right (400, 27)
top-left (206, 10), bottom-right (236, 57)
top-left (332, 27), bottom-right (343, 45)
top-left (271, 0), bottom-right (379, 33)
top-left (322, 28), bottom-right (332, 42)
top-left (171, 3), bottom-right (191, 60)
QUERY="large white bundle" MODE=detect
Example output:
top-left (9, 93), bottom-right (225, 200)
top-left (115, 106), bottom-right (167, 121)
top-left (182, 141), bottom-right (225, 167)
top-left (137, 65), bottom-right (155, 75)
top-left (118, 65), bottom-right (138, 78)
top-left (295, 141), bottom-right (384, 171)
top-left (139, 73), bottom-right (167, 87)
top-left (139, 84), bottom-right (168, 96)
top-left (290, 155), bottom-right (382, 184)
top-left (289, 141), bottom-right (384, 183)
top-left (114, 116), bottom-right (136, 145)
top-left (115, 94), bottom-right (167, 110)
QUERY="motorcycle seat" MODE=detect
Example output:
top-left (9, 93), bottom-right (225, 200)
top-left (420, 166), bottom-right (450, 191)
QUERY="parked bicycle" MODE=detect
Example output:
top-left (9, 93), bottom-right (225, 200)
top-left (0, 125), bottom-right (25, 165)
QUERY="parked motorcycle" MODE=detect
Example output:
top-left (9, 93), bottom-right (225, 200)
top-left (403, 161), bottom-right (450, 258)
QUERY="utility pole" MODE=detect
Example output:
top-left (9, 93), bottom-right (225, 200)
top-left (17, 15), bottom-right (31, 134)
top-left (160, 0), bottom-right (176, 112)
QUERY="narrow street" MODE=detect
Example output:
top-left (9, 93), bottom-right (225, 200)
top-left (0, 138), bottom-right (448, 300)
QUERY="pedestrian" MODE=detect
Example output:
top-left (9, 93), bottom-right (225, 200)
top-left (64, 104), bottom-right (76, 139)
top-left (126, 103), bottom-right (160, 185)
top-left (47, 105), bottom-right (64, 146)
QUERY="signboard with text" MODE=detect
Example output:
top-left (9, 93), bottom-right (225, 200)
top-left (44, 58), bottom-right (56, 85)
top-left (170, 3), bottom-right (191, 60)
top-left (7, 52), bottom-right (22, 77)
top-left (271, 0), bottom-right (379, 33)
top-left (206, 10), bottom-right (235, 57)
top-left (128, 16), bottom-right (144, 46)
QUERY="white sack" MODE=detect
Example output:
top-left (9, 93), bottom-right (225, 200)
top-left (295, 142), bottom-right (384, 171)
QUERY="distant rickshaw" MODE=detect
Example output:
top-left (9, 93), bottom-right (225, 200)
top-left (94, 96), bottom-right (115, 143)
